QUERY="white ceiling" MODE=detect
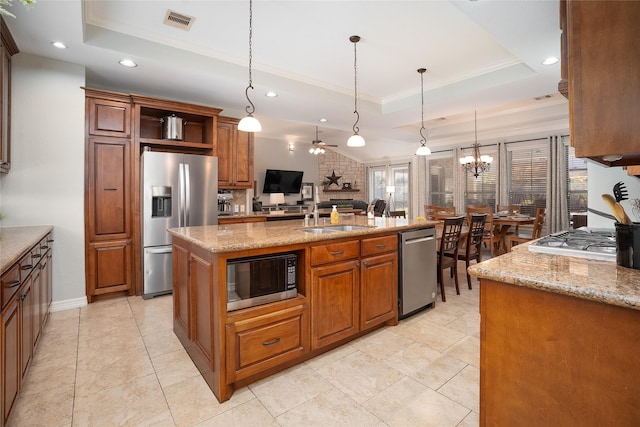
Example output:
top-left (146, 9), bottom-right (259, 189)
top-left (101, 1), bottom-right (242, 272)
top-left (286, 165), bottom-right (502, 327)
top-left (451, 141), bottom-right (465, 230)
top-left (7, 0), bottom-right (569, 163)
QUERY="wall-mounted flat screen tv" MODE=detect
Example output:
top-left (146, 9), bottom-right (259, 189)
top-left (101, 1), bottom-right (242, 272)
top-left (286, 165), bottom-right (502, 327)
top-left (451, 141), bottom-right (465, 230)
top-left (262, 169), bottom-right (304, 194)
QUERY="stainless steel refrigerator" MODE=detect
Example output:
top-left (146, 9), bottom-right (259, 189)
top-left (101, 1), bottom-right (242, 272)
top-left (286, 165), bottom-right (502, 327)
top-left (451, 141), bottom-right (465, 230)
top-left (141, 151), bottom-right (218, 299)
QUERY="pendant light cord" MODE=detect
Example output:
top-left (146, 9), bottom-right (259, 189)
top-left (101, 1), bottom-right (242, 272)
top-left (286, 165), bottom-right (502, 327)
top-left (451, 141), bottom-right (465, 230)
top-left (419, 68), bottom-right (426, 143)
top-left (351, 36), bottom-right (360, 135)
top-left (244, 0), bottom-right (256, 116)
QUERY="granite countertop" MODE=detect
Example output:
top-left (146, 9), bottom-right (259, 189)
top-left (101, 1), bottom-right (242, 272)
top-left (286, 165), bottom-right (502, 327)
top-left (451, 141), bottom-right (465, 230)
top-left (0, 225), bottom-right (54, 275)
top-left (468, 243), bottom-right (640, 311)
top-left (169, 216), bottom-right (438, 254)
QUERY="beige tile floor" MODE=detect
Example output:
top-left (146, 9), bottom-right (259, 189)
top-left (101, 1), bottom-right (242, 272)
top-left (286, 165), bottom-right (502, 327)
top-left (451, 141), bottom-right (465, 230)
top-left (7, 263), bottom-right (481, 427)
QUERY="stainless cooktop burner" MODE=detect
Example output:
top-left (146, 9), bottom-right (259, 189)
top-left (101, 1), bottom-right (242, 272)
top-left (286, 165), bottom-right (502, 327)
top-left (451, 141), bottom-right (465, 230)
top-left (528, 229), bottom-right (617, 261)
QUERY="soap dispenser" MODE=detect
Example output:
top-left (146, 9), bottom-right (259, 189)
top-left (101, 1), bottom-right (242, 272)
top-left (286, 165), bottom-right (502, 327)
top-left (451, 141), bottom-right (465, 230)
top-left (330, 205), bottom-right (339, 224)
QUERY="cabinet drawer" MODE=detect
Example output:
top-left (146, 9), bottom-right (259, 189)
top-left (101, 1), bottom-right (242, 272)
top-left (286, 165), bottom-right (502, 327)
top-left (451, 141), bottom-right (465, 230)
top-left (1, 263), bottom-right (21, 309)
top-left (226, 304), bottom-right (308, 382)
top-left (19, 250), bottom-right (36, 282)
top-left (310, 240), bottom-right (360, 266)
top-left (361, 234), bottom-right (397, 257)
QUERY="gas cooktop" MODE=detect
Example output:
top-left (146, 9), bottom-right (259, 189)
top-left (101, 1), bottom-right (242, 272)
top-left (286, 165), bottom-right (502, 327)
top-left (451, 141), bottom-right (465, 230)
top-left (528, 229), bottom-right (616, 261)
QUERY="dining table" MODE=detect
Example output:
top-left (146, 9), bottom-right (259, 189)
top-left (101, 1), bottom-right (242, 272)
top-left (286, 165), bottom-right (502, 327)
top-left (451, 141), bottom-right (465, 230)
top-left (491, 215), bottom-right (535, 254)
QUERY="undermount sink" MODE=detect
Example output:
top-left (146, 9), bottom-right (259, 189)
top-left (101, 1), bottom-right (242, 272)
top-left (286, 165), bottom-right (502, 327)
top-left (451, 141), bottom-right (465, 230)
top-left (300, 227), bottom-right (339, 234)
top-left (329, 225), bottom-right (370, 231)
top-left (300, 225), bottom-right (371, 234)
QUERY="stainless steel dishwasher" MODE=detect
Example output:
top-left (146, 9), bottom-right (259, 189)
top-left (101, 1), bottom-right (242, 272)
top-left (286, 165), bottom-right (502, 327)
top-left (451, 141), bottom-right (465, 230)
top-left (398, 228), bottom-right (437, 319)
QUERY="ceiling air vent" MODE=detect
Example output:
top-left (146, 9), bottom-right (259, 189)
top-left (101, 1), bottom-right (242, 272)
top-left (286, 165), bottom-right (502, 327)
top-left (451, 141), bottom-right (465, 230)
top-left (534, 94), bottom-right (553, 101)
top-left (164, 10), bottom-right (196, 31)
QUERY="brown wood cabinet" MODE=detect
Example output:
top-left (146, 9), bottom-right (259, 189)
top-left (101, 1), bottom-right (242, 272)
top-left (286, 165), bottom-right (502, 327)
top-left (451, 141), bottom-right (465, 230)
top-left (562, 0), bottom-right (640, 166)
top-left (226, 304), bottom-right (309, 383)
top-left (480, 278), bottom-right (640, 426)
top-left (85, 128), bottom-right (133, 302)
top-left (360, 234), bottom-right (398, 330)
top-left (1, 298), bottom-right (19, 426)
top-left (1, 231), bottom-right (53, 427)
top-left (172, 229), bottom-right (401, 403)
top-left (217, 117), bottom-right (254, 189)
top-left (0, 17), bottom-right (17, 174)
top-left (311, 259), bottom-right (360, 349)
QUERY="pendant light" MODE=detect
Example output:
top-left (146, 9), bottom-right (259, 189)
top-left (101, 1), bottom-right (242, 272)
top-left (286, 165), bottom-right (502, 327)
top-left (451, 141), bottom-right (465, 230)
top-left (415, 68), bottom-right (431, 156)
top-left (238, 0), bottom-right (262, 132)
top-left (459, 111), bottom-right (493, 178)
top-left (347, 35), bottom-right (365, 147)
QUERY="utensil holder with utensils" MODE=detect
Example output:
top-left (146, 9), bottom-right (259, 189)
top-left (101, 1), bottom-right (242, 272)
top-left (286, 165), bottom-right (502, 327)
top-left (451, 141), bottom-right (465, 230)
top-left (615, 222), bottom-right (640, 269)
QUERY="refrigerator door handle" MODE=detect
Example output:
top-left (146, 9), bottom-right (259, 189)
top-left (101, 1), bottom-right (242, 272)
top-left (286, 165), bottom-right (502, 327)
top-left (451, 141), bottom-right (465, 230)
top-left (178, 163), bottom-right (185, 227)
top-left (184, 163), bottom-right (191, 226)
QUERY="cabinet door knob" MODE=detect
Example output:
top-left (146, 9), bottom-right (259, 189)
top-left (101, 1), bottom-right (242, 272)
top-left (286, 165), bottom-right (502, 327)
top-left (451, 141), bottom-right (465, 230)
top-left (262, 337), bottom-right (281, 346)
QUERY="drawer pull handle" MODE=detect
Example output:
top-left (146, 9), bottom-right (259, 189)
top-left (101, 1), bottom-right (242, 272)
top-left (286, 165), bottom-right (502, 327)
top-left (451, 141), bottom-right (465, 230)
top-left (21, 264), bottom-right (33, 271)
top-left (375, 244), bottom-right (386, 248)
top-left (33, 254), bottom-right (42, 258)
top-left (262, 337), bottom-right (281, 346)
top-left (47, 239), bottom-right (55, 243)
top-left (103, 188), bottom-right (118, 191)
top-left (41, 245), bottom-right (49, 250)
top-left (330, 250), bottom-right (344, 256)
top-left (4, 280), bottom-right (20, 288)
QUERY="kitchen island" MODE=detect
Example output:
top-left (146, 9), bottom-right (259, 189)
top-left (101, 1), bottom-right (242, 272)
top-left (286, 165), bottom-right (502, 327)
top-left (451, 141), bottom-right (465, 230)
top-left (168, 216), bottom-right (437, 402)
top-left (468, 246), bottom-right (640, 426)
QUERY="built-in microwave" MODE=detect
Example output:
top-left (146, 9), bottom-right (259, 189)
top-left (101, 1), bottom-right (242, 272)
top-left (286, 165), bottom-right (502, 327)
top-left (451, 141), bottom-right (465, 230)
top-left (226, 253), bottom-right (297, 311)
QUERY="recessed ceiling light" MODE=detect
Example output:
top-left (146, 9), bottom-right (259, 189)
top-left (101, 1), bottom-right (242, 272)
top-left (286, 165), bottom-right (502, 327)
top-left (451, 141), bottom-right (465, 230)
top-left (51, 41), bottom-right (67, 49)
top-left (319, 118), bottom-right (328, 123)
top-left (265, 91), bottom-right (278, 97)
top-left (542, 57), bottom-right (559, 65)
top-left (119, 59), bottom-right (138, 68)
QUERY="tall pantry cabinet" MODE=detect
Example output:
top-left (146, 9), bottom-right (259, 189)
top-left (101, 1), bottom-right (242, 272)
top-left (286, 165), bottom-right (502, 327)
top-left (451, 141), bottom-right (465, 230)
top-left (84, 89), bottom-right (134, 302)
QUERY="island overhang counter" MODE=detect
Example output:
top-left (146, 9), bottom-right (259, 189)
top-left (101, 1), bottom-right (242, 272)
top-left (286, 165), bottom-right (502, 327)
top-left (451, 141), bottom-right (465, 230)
top-left (167, 216), bottom-right (438, 402)
top-left (468, 245), bottom-right (640, 426)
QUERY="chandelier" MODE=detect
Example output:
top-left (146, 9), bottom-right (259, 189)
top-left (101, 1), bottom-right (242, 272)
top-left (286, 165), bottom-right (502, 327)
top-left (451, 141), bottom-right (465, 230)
top-left (459, 111), bottom-right (492, 178)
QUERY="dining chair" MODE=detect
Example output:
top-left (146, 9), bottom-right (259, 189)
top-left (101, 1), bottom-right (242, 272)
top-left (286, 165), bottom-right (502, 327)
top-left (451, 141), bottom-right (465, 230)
top-left (437, 216), bottom-right (465, 302)
top-left (424, 205), bottom-right (437, 220)
top-left (457, 214), bottom-right (487, 290)
top-left (467, 206), bottom-right (500, 257)
top-left (389, 210), bottom-right (406, 218)
top-left (434, 206), bottom-right (457, 220)
top-left (505, 208), bottom-right (546, 250)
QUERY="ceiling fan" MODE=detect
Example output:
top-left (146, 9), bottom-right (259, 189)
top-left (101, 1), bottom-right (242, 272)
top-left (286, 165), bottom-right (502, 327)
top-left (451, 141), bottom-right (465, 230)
top-left (308, 126), bottom-right (337, 154)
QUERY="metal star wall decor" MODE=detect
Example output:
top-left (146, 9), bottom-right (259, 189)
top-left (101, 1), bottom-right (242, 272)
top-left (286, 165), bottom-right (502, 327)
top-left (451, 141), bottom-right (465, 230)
top-left (325, 170), bottom-right (342, 187)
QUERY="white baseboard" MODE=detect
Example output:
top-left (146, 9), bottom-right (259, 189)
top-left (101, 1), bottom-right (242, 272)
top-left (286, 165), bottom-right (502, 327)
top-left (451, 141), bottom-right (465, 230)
top-left (49, 296), bottom-right (88, 312)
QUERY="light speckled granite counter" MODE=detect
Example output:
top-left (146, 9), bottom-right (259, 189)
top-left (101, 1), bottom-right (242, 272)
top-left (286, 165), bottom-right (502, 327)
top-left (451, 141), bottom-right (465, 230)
top-left (468, 242), bottom-right (640, 310)
top-left (0, 225), bottom-right (54, 274)
top-left (168, 216), bottom-right (437, 253)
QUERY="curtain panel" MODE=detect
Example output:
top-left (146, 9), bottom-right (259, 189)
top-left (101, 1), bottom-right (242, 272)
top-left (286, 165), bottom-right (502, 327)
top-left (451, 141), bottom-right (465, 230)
top-left (546, 135), bottom-right (569, 233)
